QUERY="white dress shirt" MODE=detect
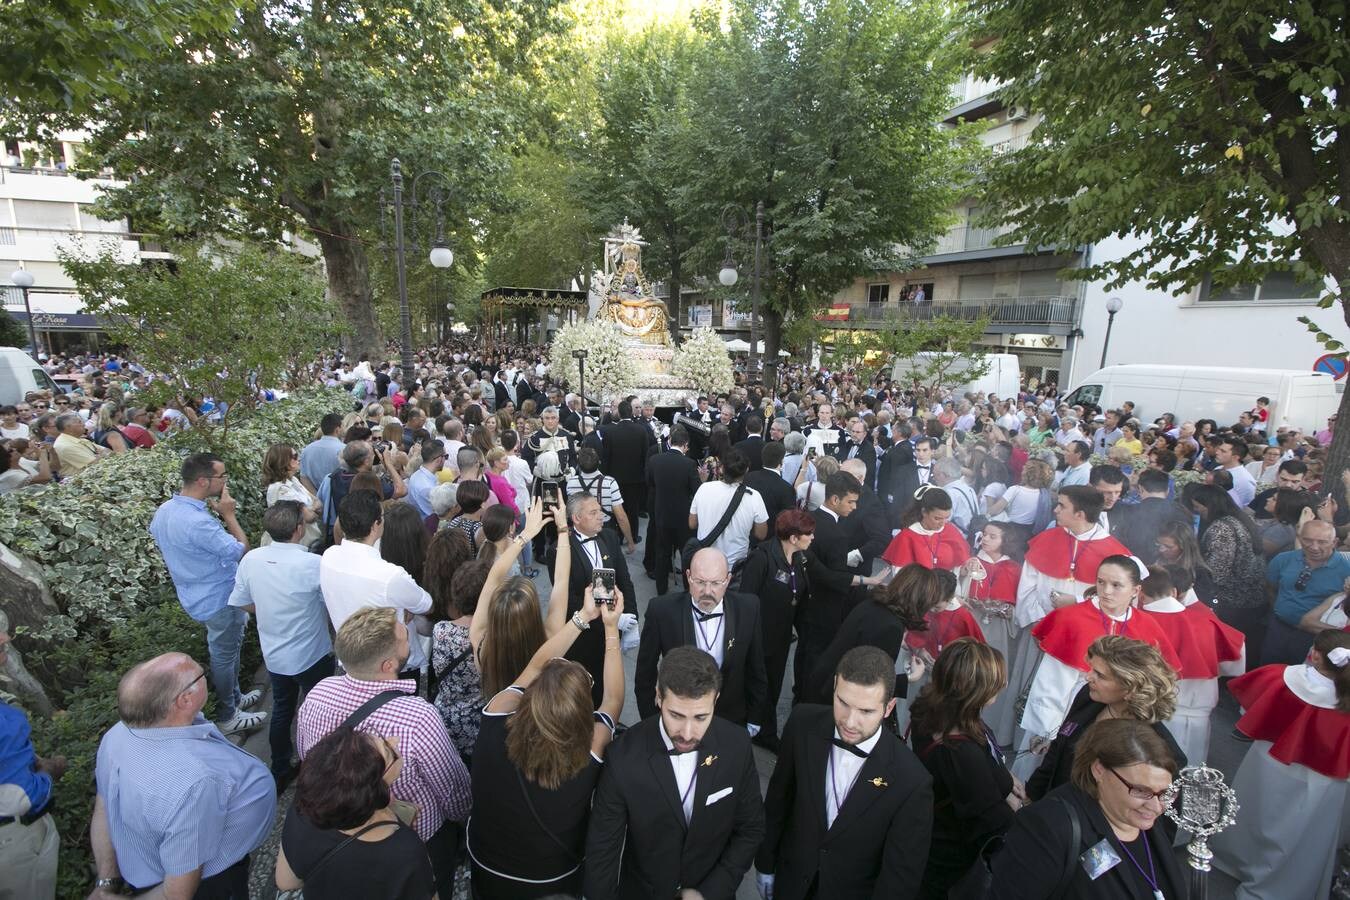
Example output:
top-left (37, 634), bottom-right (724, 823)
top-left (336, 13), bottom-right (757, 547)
top-left (659, 718), bottom-right (699, 822)
top-left (825, 725), bottom-right (883, 827)
top-left (319, 540), bottom-right (433, 668)
top-left (691, 599), bottom-right (727, 667)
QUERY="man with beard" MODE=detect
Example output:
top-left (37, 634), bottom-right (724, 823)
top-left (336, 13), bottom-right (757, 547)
top-left (756, 646), bottom-right (933, 900)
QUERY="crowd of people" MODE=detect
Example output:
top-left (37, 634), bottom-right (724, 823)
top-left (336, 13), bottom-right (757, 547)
top-left (2, 340), bottom-right (1349, 900)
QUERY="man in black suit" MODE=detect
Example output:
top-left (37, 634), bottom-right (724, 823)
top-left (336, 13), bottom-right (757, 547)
top-left (549, 493), bottom-right (636, 707)
top-left (585, 647), bottom-right (765, 900)
top-left (744, 441), bottom-right (795, 541)
top-left (1090, 463), bottom-right (1131, 537)
top-left (636, 548), bottom-right (768, 730)
top-left (839, 458), bottom-right (889, 579)
top-left (797, 472), bottom-right (868, 702)
top-left (644, 425), bottom-right (704, 594)
top-left (602, 398), bottom-right (656, 545)
top-left (756, 646), bottom-right (934, 900)
top-left (884, 436), bottom-right (935, 528)
top-left (732, 415), bottom-right (767, 471)
top-left (834, 419), bottom-right (877, 492)
top-left (1115, 468), bottom-right (1192, 565)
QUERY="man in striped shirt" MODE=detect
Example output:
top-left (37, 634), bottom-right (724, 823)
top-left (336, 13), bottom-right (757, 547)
top-left (297, 606), bottom-right (470, 897)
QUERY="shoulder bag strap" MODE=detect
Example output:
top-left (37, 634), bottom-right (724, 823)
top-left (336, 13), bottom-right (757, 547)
top-left (1051, 795), bottom-right (1083, 898)
top-left (297, 820), bottom-right (399, 882)
top-left (514, 766), bottom-right (582, 865)
top-left (340, 690), bottom-right (406, 731)
top-left (701, 484), bottom-right (749, 547)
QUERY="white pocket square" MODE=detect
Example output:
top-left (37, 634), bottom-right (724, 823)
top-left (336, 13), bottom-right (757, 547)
top-left (706, 787), bottom-right (733, 805)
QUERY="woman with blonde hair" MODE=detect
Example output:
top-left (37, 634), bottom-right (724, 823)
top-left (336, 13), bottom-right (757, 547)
top-left (1026, 634), bottom-right (1184, 801)
top-left (911, 639), bottom-right (1021, 899)
top-left (261, 442), bottom-right (322, 548)
top-left (466, 550), bottom-right (625, 898)
top-left (985, 457), bottom-right (1054, 539)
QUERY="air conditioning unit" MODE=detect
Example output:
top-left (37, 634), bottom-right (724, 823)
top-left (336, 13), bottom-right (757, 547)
top-left (1008, 106), bottom-right (1028, 122)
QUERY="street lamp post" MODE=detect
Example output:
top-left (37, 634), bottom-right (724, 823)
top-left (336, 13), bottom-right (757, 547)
top-left (8, 269), bottom-right (37, 355)
top-left (383, 158), bottom-right (454, 376)
top-left (719, 201), bottom-right (765, 378)
top-left (1100, 295), bottom-right (1124, 369)
top-left (572, 348), bottom-right (588, 423)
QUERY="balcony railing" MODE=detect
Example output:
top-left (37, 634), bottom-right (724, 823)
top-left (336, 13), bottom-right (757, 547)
top-left (848, 295), bottom-right (1078, 328)
top-left (0, 225), bottom-right (135, 245)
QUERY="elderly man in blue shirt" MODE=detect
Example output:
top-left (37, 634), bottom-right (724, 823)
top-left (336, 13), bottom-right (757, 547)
top-left (89, 652), bottom-right (276, 899)
top-left (149, 452), bottom-right (265, 736)
top-left (1263, 519), bottom-right (1350, 665)
top-left (0, 626), bottom-right (67, 900)
top-left (227, 500), bottom-right (333, 792)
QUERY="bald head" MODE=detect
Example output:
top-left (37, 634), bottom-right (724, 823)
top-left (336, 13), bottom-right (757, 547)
top-left (1300, 518), bottom-right (1337, 563)
top-left (840, 458), bottom-right (867, 482)
top-left (688, 548), bottom-right (730, 612)
top-left (118, 652), bottom-right (203, 727)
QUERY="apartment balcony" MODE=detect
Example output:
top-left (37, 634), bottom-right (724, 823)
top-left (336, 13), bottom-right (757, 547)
top-left (0, 225), bottom-right (147, 263)
top-left (896, 220), bottom-right (1028, 265)
top-left (845, 295), bottom-right (1079, 334)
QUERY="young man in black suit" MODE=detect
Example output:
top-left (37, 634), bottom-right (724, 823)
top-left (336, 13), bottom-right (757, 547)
top-left (757, 646), bottom-right (934, 900)
top-left (602, 398), bottom-right (656, 544)
top-left (796, 472), bottom-right (868, 702)
top-left (636, 547), bottom-right (768, 731)
top-left (743, 441), bottom-right (795, 540)
top-left (885, 436), bottom-right (936, 527)
top-left (838, 458), bottom-right (889, 578)
top-left (732, 414), bottom-right (767, 471)
top-left (549, 492), bottom-right (636, 707)
top-left (644, 425), bottom-right (703, 594)
top-left (585, 647), bottom-right (765, 900)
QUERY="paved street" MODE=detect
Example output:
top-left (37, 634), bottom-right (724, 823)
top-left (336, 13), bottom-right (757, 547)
top-left (230, 521), bottom-right (1246, 899)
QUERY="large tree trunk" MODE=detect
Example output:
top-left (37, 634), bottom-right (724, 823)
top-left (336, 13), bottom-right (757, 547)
top-left (315, 226), bottom-right (383, 359)
top-left (763, 308), bottom-right (782, 392)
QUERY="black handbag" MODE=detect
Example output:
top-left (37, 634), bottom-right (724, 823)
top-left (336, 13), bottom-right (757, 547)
top-left (945, 795), bottom-right (1081, 900)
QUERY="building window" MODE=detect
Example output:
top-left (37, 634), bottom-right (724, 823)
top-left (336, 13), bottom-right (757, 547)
top-left (867, 283), bottom-right (889, 305)
top-left (1198, 269), bottom-right (1321, 302)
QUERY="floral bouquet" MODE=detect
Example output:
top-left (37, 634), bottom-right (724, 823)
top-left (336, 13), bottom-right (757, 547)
top-left (672, 327), bottom-right (734, 397)
top-left (548, 319), bottom-right (639, 402)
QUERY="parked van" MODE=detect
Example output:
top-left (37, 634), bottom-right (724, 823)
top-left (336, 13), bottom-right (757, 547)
top-left (1061, 365), bottom-right (1341, 432)
top-left (892, 352), bottom-right (1022, 400)
top-left (0, 347), bottom-right (64, 406)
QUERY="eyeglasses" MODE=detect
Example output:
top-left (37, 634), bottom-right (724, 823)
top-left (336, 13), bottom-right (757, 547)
top-left (688, 576), bottom-right (729, 590)
top-left (382, 736), bottom-right (401, 774)
top-left (1107, 767), bottom-right (1171, 802)
top-left (1295, 567), bottom-right (1314, 590)
top-left (32, 403), bottom-right (48, 409)
top-left (178, 670), bottom-right (206, 695)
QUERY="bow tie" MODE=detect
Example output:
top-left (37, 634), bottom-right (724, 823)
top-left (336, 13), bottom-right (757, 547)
top-left (831, 737), bottom-right (869, 759)
top-left (916, 464), bottom-right (930, 470)
top-left (693, 608), bottom-right (724, 622)
top-left (577, 536), bottom-right (598, 545)
top-left (668, 745), bottom-right (700, 756)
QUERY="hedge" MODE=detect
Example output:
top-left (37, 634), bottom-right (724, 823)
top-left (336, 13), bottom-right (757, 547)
top-left (0, 387), bottom-right (354, 898)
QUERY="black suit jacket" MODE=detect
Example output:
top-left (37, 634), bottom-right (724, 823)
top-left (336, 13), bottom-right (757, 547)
top-left (744, 469), bottom-right (795, 536)
top-left (757, 704), bottom-right (934, 900)
top-left (843, 487), bottom-right (889, 575)
top-left (834, 436), bottom-right (877, 491)
top-left (1114, 497), bottom-right (1190, 565)
top-left (548, 529), bottom-right (636, 706)
top-left (733, 435), bottom-right (766, 471)
top-left (878, 443), bottom-right (913, 502)
top-left (492, 379), bottom-right (512, 410)
top-left (803, 599), bottom-right (909, 705)
top-left (635, 590), bottom-right (768, 726)
top-left (646, 449), bottom-right (702, 530)
top-left (801, 510), bottom-right (857, 634)
top-left (584, 716), bottom-right (765, 900)
top-left (603, 419), bottom-right (655, 484)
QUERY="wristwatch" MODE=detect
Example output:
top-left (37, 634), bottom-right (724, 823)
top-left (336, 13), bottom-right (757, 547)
top-left (571, 611), bottom-right (590, 631)
top-left (94, 877), bottom-right (125, 893)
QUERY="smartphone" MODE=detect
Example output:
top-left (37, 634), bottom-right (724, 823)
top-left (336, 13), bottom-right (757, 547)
top-left (593, 568), bottom-right (616, 608)
top-left (807, 445), bottom-right (818, 459)
top-left (541, 482), bottom-right (560, 512)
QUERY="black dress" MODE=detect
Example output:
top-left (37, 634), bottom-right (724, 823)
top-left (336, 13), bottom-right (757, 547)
top-left (912, 729), bottom-right (1016, 899)
top-left (802, 599), bottom-right (910, 705)
top-left (1026, 685), bottom-right (1187, 802)
top-left (280, 807), bottom-right (435, 900)
top-left (466, 695), bottom-right (608, 899)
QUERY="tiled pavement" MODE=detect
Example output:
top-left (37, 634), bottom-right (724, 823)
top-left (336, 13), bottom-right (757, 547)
top-left (231, 522), bottom-right (1243, 899)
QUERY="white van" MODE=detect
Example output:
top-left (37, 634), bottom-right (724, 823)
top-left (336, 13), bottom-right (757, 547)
top-left (0, 347), bottom-right (64, 406)
top-left (1061, 364), bottom-right (1341, 432)
top-left (892, 352), bottom-right (1022, 400)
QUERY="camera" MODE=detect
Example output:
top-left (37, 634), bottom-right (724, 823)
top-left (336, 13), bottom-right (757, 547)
top-left (373, 440), bottom-right (392, 454)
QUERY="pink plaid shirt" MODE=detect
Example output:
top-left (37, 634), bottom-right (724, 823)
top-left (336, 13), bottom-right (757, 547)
top-left (296, 675), bottom-right (470, 839)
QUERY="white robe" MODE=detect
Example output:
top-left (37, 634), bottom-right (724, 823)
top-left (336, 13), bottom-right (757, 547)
top-left (961, 553), bottom-right (1022, 746)
top-left (1211, 666), bottom-right (1350, 900)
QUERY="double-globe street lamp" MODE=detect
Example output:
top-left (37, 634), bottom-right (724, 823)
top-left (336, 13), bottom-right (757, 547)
top-left (719, 201), bottom-right (765, 377)
top-left (8, 268), bottom-right (38, 354)
top-left (382, 158), bottom-right (454, 376)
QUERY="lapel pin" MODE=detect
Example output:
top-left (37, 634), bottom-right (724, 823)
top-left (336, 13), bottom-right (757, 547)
top-left (870, 777), bottom-right (888, 788)
top-left (701, 754), bottom-right (717, 768)
top-left (727, 638), bottom-right (735, 650)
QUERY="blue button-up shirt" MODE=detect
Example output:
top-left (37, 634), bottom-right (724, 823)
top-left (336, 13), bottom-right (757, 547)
top-left (0, 700), bottom-right (50, 816)
top-left (95, 716), bottom-right (276, 888)
top-left (407, 466), bottom-right (439, 519)
top-left (148, 495), bottom-right (245, 622)
top-left (227, 541), bottom-right (331, 676)
top-left (299, 435), bottom-right (343, 489)
top-left (1268, 550), bottom-right (1350, 626)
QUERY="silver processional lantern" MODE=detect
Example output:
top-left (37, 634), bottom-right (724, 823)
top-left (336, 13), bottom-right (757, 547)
top-left (1163, 763), bottom-right (1239, 900)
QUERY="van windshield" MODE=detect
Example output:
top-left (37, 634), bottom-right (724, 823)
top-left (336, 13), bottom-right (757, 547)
top-left (1065, 384), bottom-right (1101, 408)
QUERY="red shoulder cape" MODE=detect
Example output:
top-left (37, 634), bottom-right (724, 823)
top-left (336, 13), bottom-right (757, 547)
top-left (1230, 665), bottom-right (1350, 779)
top-left (881, 525), bottom-right (971, 570)
top-left (1024, 527), bottom-right (1131, 581)
top-left (906, 606), bottom-right (986, 655)
top-left (1145, 605), bottom-right (1245, 679)
top-left (1031, 602), bottom-right (1182, 673)
top-left (968, 557), bottom-right (1021, 604)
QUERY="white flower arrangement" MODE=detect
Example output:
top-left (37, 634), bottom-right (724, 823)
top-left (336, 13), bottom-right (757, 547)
top-left (548, 319), bottom-right (640, 401)
top-left (672, 327), bottom-right (734, 397)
